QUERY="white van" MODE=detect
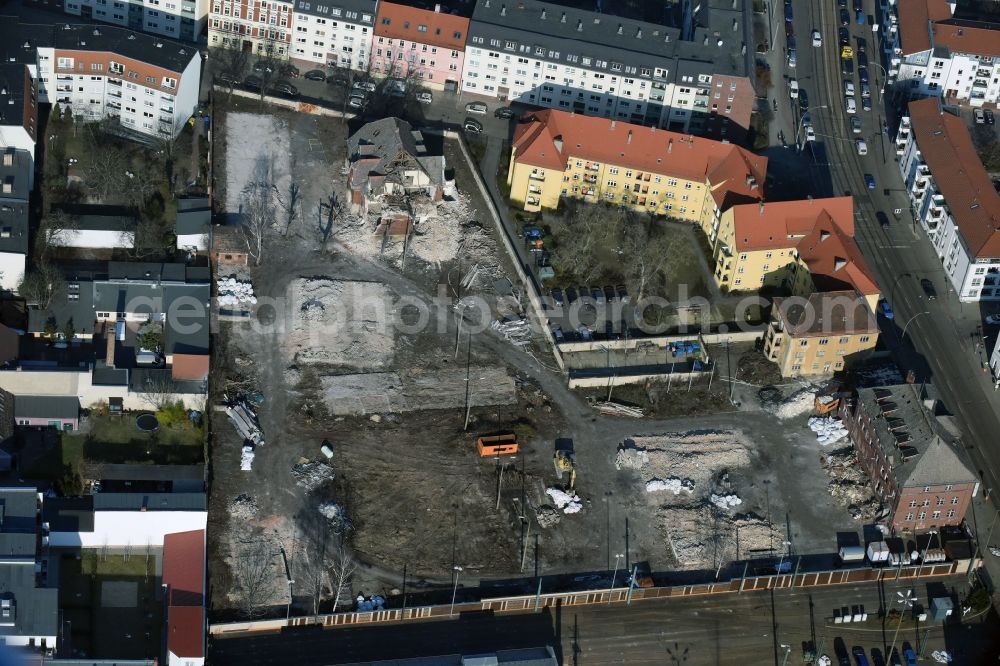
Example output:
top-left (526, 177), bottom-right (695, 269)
top-left (845, 96), bottom-right (857, 114)
top-left (855, 138), bottom-right (868, 155)
top-left (789, 79), bottom-right (799, 99)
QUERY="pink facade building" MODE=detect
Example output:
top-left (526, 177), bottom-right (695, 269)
top-left (371, 2), bottom-right (468, 92)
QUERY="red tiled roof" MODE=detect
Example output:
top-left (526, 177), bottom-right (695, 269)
top-left (167, 606), bottom-right (205, 659)
top-left (773, 290), bottom-right (878, 336)
top-left (731, 197), bottom-right (879, 296)
top-left (898, 0), bottom-right (1000, 58)
top-left (512, 110), bottom-right (767, 204)
top-left (172, 354), bottom-right (209, 382)
top-left (933, 22), bottom-right (1000, 58)
top-left (374, 2), bottom-right (469, 50)
top-left (908, 98), bottom-right (1000, 258)
top-left (163, 529), bottom-right (205, 606)
top-left (897, 0), bottom-right (949, 54)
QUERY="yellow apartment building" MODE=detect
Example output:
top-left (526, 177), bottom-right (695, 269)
top-left (507, 110), bottom-right (767, 230)
top-left (764, 290), bottom-right (879, 377)
top-left (711, 197), bottom-right (881, 311)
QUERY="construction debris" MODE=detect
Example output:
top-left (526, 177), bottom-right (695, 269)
top-left (546, 487), bottom-right (583, 514)
top-left (809, 417), bottom-right (849, 446)
top-left (291, 460), bottom-right (335, 492)
top-left (491, 315), bottom-right (532, 347)
top-left (646, 478), bottom-right (695, 494)
top-left (820, 446), bottom-right (879, 520)
top-left (710, 493), bottom-right (743, 510)
top-left (776, 388), bottom-right (818, 419)
top-left (535, 505), bottom-right (562, 529)
top-left (240, 445), bottom-right (256, 471)
top-left (226, 399), bottom-right (264, 447)
top-left (594, 401), bottom-right (645, 418)
top-left (229, 494), bottom-right (259, 520)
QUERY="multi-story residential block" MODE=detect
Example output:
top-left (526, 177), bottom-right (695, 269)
top-left (507, 110), bottom-right (766, 229)
top-left (0, 23), bottom-right (50, 171)
top-left (711, 197), bottom-right (881, 310)
top-left (463, 0), bottom-right (754, 141)
top-left (0, 148), bottom-right (31, 293)
top-left (897, 97), bottom-right (1000, 302)
top-left (3, 21), bottom-right (203, 141)
top-left (370, 1), bottom-right (469, 91)
top-left (840, 382), bottom-right (978, 533)
top-left (764, 290), bottom-right (879, 377)
top-left (208, 0), bottom-right (294, 56)
top-left (893, 0), bottom-right (1000, 106)
top-left (289, 0), bottom-right (376, 71)
top-left (59, 0), bottom-right (210, 42)
top-left (991, 333), bottom-right (1000, 388)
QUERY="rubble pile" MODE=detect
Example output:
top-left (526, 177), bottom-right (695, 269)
top-left (645, 478), bottom-right (695, 495)
top-left (491, 316), bottom-right (532, 347)
top-left (710, 493), bottom-right (743, 510)
top-left (291, 460), bottom-right (335, 491)
top-left (229, 493), bottom-right (259, 520)
top-left (240, 446), bottom-right (255, 471)
top-left (821, 447), bottom-right (879, 520)
top-left (809, 417), bottom-right (849, 446)
top-left (775, 388), bottom-right (818, 419)
top-left (536, 505), bottom-right (562, 528)
top-left (546, 487), bottom-right (583, 514)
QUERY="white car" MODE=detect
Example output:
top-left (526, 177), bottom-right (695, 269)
top-left (416, 91), bottom-right (433, 104)
top-left (812, 30), bottom-right (822, 47)
top-left (855, 138), bottom-right (868, 156)
top-left (789, 79), bottom-right (799, 99)
top-left (805, 126), bottom-right (817, 142)
top-left (844, 80), bottom-right (855, 97)
top-left (846, 96), bottom-right (857, 114)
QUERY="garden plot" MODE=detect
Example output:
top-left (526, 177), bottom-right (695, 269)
top-left (285, 278), bottom-right (395, 368)
top-left (224, 113), bottom-right (291, 217)
top-left (319, 366), bottom-right (516, 416)
top-left (616, 430), bottom-right (781, 569)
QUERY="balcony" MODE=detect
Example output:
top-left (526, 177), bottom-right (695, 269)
top-left (160, 106), bottom-right (174, 114)
top-left (529, 171), bottom-right (545, 181)
top-left (159, 116), bottom-right (173, 125)
top-left (106, 100), bottom-right (121, 110)
top-left (55, 85), bottom-right (71, 93)
top-left (581, 187), bottom-right (595, 196)
top-left (976, 68), bottom-right (992, 78)
top-left (528, 184), bottom-right (542, 194)
top-left (973, 79), bottom-right (989, 89)
top-left (107, 89), bottom-right (122, 98)
top-left (585, 163), bottom-right (600, 172)
top-left (583, 175), bottom-right (596, 183)
top-left (107, 77), bottom-right (121, 86)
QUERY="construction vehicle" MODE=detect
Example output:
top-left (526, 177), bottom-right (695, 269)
top-left (553, 449), bottom-right (576, 490)
top-left (476, 433), bottom-right (518, 457)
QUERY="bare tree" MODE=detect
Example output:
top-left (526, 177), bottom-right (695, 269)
top-left (327, 539), bottom-right (356, 614)
top-left (81, 125), bottom-right (130, 202)
top-left (233, 540), bottom-right (277, 619)
top-left (274, 158), bottom-right (302, 237)
top-left (317, 192), bottom-right (345, 251)
top-left (240, 157), bottom-right (278, 265)
top-left (253, 38), bottom-right (286, 104)
top-left (121, 217), bottom-right (170, 260)
top-left (36, 210), bottom-right (79, 259)
top-left (139, 371), bottom-right (177, 411)
top-left (19, 261), bottom-right (66, 309)
top-left (214, 38), bottom-right (252, 99)
top-left (549, 201), bottom-right (627, 282)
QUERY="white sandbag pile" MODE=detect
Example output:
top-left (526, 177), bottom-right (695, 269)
top-left (356, 595), bottom-right (385, 612)
top-left (776, 388), bottom-right (817, 419)
top-left (546, 487), bottom-right (583, 514)
top-left (808, 417), bottom-right (849, 446)
top-left (240, 445), bottom-right (255, 471)
top-left (710, 493), bottom-right (743, 510)
top-left (645, 477), bottom-right (695, 495)
top-left (217, 277), bottom-right (257, 308)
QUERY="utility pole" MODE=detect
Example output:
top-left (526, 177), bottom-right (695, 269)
top-left (496, 461), bottom-right (506, 510)
top-left (463, 333), bottom-right (472, 430)
top-left (625, 564), bottom-right (638, 606)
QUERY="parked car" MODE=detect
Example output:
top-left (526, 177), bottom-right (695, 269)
top-left (839, 27), bottom-right (850, 46)
top-left (856, 138), bottom-right (868, 155)
top-left (268, 81), bottom-right (298, 97)
top-left (466, 101), bottom-right (488, 114)
top-left (565, 287), bottom-right (578, 303)
top-left (416, 91), bottom-right (433, 104)
top-left (861, 82), bottom-right (871, 98)
top-left (975, 108), bottom-right (987, 124)
top-left (840, 8), bottom-right (850, 25)
top-left (353, 80), bottom-right (377, 92)
top-left (859, 66), bottom-right (869, 84)
top-left (902, 645), bottom-right (917, 666)
top-left (494, 106), bottom-right (515, 119)
top-left (551, 324), bottom-right (564, 343)
top-left (837, 0), bottom-right (847, 7)
top-left (280, 63), bottom-right (300, 78)
top-left (862, 96), bottom-right (872, 111)
top-left (242, 75), bottom-right (263, 91)
top-left (577, 286), bottom-right (591, 303)
top-left (851, 116), bottom-right (862, 133)
top-left (856, 36), bottom-right (867, 52)
top-left (844, 80), bottom-right (855, 96)
top-left (551, 288), bottom-right (565, 306)
top-left (846, 96), bottom-right (857, 114)
top-left (986, 109), bottom-right (996, 125)
top-left (216, 72), bottom-right (240, 86)
top-left (303, 69), bottom-right (326, 81)
top-left (852, 0), bottom-right (862, 10)
top-left (879, 298), bottom-right (894, 319)
top-left (787, 48), bottom-right (797, 68)
top-left (858, 52), bottom-right (869, 68)
top-left (604, 285), bottom-right (616, 302)
top-left (805, 126), bottom-right (816, 142)
top-left (870, 648), bottom-right (887, 666)
top-left (463, 117), bottom-right (484, 133)
top-left (842, 58), bottom-right (854, 76)
top-left (856, 9), bottom-right (864, 24)
top-left (865, 173), bottom-right (876, 189)
top-left (812, 29), bottom-right (822, 47)
top-left (789, 79), bottom-right (799, 99)
top-left (798, 88), bottom-right (809, 111)
top-left (592, 287), bottom-right (605, 304)
top-left (616, 284), bottom-right (629, 303)
top-left (784, 3), bottom-right (793, 21)
top-left (920, 278), bottom-right (937, 299)
top-left (853, 646), bottom-right (870, 666)
top-left (876, 211), bottom-right (890, 228)
top-left (984, 314), bottom-right (1000, 325)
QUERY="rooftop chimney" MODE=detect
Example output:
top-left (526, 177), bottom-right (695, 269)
top-left (500, 4), bottom-right (506, 16)
top-left (560, 12), bottom-right (566, 22)
top-left (434, 3), bottom-right (441, 11)
top-left (617, 24), bottom-right (623, 35)
top-left (540, 8), bottom-right (546, 18)
top-left (627, 130), bottom-right (632, 144)
top-left (668, 138), bottom-right (673, 153)
top-left (610, 120), bottom-right (616, 130)
top-left (577, 19), bottom-right (583, 31)
top-left (636, 27), bottom-right (642, 38)
top-left (759, 201), bottom-right (765, 215)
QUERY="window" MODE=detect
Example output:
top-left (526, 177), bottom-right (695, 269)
top-left (945, 484), bottom-right (953, 491)
top-left (908, 500), bottom-right (917, 508)
top-left (946, 509), bottom-right (955, 518)
top-left (936, 498), bottom-right (945, 506)
top-left (918, 512), bottom-right (926, 520)
top-left (799, 339), bottom-right (809, 347)
top-left (951, 496), bottom-right (959, 504)
top-left (922, 499), bottom-right (930, 507)
top-left (58, 57), bottom-right (74, 68)
top-left (923, 486), bottom-right (931, 492)
top-left (859, 335), bottom-right (870, 343)
top-left (417, 24), bottom-right (427, 32)
top-left (905, 512), bottom-right (914, 521)
top-left (932, 511), bottom-right (941, 519)
top-left (818, 338), bottom-right (829, 346)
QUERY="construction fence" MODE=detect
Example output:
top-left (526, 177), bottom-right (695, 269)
top-left (209, 559), bottom-right (970, 637)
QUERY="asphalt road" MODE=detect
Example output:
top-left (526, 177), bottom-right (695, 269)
top-left (209, 575), bottom-right (997, 665)
top-left (777, 0), bottom-right (1000, 587)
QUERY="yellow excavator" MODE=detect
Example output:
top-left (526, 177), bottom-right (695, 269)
top-left (553, 449), bottom-right (576, 490)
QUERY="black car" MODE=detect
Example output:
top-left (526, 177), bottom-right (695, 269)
top-left (328, 75), bottom-right (350, 86)
top-left (798, 88), bottom-right (809, 112)
top-left (591, 287), bottom-right (605, 304)
top-left (565, 287), bottom-right (579, 303)
top-left (852, 0), bottom-right (862, 11)
top-left (842, 58), bottom-right (854, 75)
top-left (242, 75), bottom-right (263, 91)
top-left (268, 81), bottom-right (299, 98)
top-left (858, 52), bottom-right (869, 68)
top-left (787, 34), bottom-right (796, 50)
top-left (876, 211), bottom-right (890, 228)
top-left (837, 0), bottom-right (847, 7)
top-left (840, 8), bottom-right (850, 25)
top-left (839, 27), bottom-right (850, 46)
top-left (784, 3), bottom-right (793, 22)
top-left (856, 36), bottom-right (867, 52)
top-left (215, 72), bottom-right (239, 86)
top-left (986, 109), bottom-right (996, 125)
top-left (551, 288), bottom-right (565, 306)
top-left (303, 69), bottom-right (326, 81)
top-left (494, 106), bottom-right (515, 119)
top-left (859, 66), bottom-right (870, 84)
top-left (870, 648), bottom-right (887, 666)
top-left (920, 278), bottom-right (938, 299)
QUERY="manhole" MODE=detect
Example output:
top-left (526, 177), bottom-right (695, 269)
top-left (135, 413), bottom-right (160, 432)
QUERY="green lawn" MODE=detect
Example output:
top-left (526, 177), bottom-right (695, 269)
top-left (60, 553), bottom-right (163, 660)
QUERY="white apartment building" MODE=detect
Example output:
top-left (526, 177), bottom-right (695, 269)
top-left (208, 0), bottom-right (294, 57)
top-left (32, 26), bottom-right (201, 140)
top-left (461, 0), bottom-right (754, 139)
top-left (289, 0), bottom-right (376, 71)
top-left (897, 98), bottom-right (1000, 302)
top-left (892, 0), bottom-right (1000, 106)
top-left (62, 0), bottom-right (209, 42)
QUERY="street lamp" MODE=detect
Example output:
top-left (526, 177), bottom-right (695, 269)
top-left (888, 589), bottom-right (917, 660)
top-left (449, 566), bottom-right (464, 616)
top-left (776, 540), bottom-right (793, 576)
top-left (286, 579), bottom-right (295, 620)
top-left (900, 311), bottom-right (930, 345)
top-left (780, 644), bottom-right (792, 666)
top-left (608, 553), bottom-right (624, 605)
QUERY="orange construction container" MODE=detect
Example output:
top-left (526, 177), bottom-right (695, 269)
top-left (476, 433), bottom-right (518, 457)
